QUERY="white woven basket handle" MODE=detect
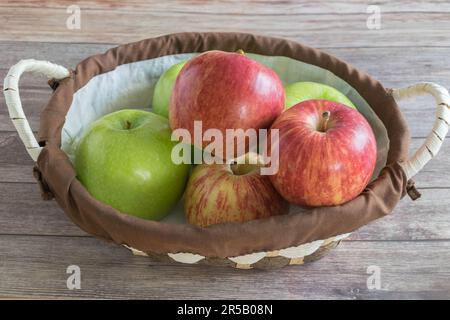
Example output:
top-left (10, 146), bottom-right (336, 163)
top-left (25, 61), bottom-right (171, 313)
top-left (392, 82), bottom-right (450, 180)
top-left (3, 59), bottom-right (70, 161)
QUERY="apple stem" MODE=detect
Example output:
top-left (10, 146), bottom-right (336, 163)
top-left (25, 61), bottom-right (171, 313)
top-left (230, 162), bottom-right (259, 176)
top-left (321, 111), bottom-right (331, 132)
top-left (125, 120), bottom-right (132, 130)
top-left (236, 49), bottom-right (245, 56)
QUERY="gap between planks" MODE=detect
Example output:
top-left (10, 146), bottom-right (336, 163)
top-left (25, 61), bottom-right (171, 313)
top-left (2, 232), bottom-right (450, 243)
top-left (3, 40), bottom-right (450, 50)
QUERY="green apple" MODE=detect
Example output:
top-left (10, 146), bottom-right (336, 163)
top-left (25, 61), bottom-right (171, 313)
top-left (75, 109), bottom-right (190, 220)
top-left (284, 81), bottom-right (356, 109)
top-left (152, 60), bottom-right (187, 118)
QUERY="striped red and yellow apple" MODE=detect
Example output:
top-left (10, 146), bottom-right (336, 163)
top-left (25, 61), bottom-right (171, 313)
top-left (184, 153), bottom-right (289, 227)
top-left (268, 99), bottom-right (377, 207)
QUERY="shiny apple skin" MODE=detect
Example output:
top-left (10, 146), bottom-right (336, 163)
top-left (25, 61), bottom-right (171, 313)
top-left (184, 163), bottom-right (289, 227)
top-left (269, 99), bottom-right (377, 206)
top-left (75, 110), bottom-right (190, 220)
top-left (169, 50), bottom-right (285, 156)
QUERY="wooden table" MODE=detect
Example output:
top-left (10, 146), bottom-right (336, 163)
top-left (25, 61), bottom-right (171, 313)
top-left (1, 1), bottom-right (450, 299)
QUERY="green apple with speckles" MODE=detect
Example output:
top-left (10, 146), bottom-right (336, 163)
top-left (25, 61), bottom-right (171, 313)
top-left (284, 81), bottom-right (356, 110)
top-left (75, 109), bottom-right (190, 220)
top-left (152, 60), bottom-right (187, 118)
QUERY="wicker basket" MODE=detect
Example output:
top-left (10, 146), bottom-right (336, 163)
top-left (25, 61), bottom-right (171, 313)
top-left (3, 33), bottom-right (450, 269)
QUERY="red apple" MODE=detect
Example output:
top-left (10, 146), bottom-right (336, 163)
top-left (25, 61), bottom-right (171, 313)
top-left (170, 50), bottom-right (284, 159)
top-left (184, 153), bottom-right (288, 227)
top-left (268, 99), bottom-right (377, 206)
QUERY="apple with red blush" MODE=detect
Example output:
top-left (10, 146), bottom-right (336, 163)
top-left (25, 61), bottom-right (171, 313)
top-left (268, 99), bottom-right (377, 206)
top-left (184, 153), bottom-right (289, 227)
top-left (169, 50), bottom-right (285, 159)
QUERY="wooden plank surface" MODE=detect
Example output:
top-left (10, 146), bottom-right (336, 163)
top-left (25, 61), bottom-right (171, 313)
top-left (1, 2), bottom-right (450, 47)
top-left (1, 235), bottom-right (449, 299)
top-left (1, 0), bottom-right (450, 300)
top-left (3, 1), bottom-right (450, 13)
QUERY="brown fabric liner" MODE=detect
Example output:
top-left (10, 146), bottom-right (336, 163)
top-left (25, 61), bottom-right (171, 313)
top-left (36, 32), bottom-right (410, 258)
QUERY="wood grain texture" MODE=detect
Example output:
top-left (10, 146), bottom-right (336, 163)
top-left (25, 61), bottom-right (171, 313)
top-left (0, 3), bottom-right (450, 47)
top-left (1, 0), bottom-right (450, 300)
top-left (1, 235), bottom-right (450, 299)
top-left (2, 1), bottom-right (450, 14)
